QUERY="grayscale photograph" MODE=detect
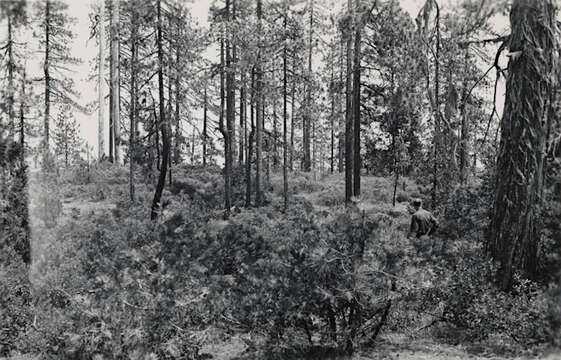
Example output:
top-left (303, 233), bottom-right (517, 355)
top-left (0, 0), bottom-right (560, 358)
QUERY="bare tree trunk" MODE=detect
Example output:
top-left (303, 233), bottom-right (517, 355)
top-left (222, 0), bottom-right (234, 218)
top-left (338, 36), bottom-right (345, 173)
top-left (98, 0), bottom-right (105, 160)
top-left (7, 15), bottom-right (14, 139)
top-left (344, 0), bottom-right (353, 204)
top-left (240, 70), bottom-right (246, 165)
top-left (150, 0), bottom-right (170, 220)
top-left (255, 0), bottom-right (263, 206)
top-left (431, 1), bottom-right (440, 209)
top-left (113, 0), bottom-right (120, 163)
top-left (302, 0), bottom-right (313, 172)
top-left (246, 68), bottom-right (255, 207)
top-left (203, 83), bottom-right (208, 167)
top-left (290, 56), bottom-right (296, 171)
top-left (459, 49), bottom-right (469, 184)
top-left (487, 0), bottom-right (558, 290)
top-left (283, 2), bottom-right (289, 211)
top-left (129, 11), bottom-right (136, 202)
top-left (330, 47), bottom-right (335, 174)
top-left (43, 0), bottom-right (51, 152)
top-left (19, 60), bottom-right (26, 165)
top-left (352, 0), bottom-right (361, 196)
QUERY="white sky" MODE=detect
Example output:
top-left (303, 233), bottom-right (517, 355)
top-left (3, 0), bottom-right (508, 158)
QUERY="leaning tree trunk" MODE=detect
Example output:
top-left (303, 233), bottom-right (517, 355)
top-left (487, 0), bottom-right (558, 291)
top-left (150, 0), bottom-right (170, 220)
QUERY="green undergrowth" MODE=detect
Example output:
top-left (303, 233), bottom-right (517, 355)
top-left (2, 164), bottom-right (559, 358)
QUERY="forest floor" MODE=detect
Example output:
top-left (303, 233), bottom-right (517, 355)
top-left (20, 169), bottom-right (561, 360)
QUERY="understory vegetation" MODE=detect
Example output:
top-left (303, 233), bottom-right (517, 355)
top-left (1, 161), bottom-right (559, 359)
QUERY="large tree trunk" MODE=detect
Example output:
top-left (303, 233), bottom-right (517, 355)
top-left (338, 37), bottom-right (345, 173)
top-left (98, 0), bottom-right (105, 160)
top-left (150, 0), bottom-right (170, 220)
top-left (19, 61), bottom-right (26, 165)
top-left (344, 0), bottom-right (353, 204)
top-left (255, 0), bottom-right (263, 206)
top-left (111, 0), bottom-right (120, 163)
top-left (330, 47), bottom-right (335, 174)
top-left (352, 0), bottom-right (361, 196)
top-left (487, 0), bottom-right (558, 291)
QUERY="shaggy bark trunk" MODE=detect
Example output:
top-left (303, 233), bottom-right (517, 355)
top-left (487, 0), bottom-right (558, 290)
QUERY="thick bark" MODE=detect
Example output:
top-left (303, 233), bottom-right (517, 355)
top-left (98, 0), bottom-right (105, 160)
top-left (344, 0), bottom-right (353, 204)
top-left (339, 37), bottom-right (345, 172)
top-left (352, 0), bottom-right (361, 196)
top-left (255, 0), bottom-right (263, 206)
top-left (150, 0), bottom-right (170, 220)
top-left (487, 0), bottom-right (558, 290)
top-left (111, 0), bottom-right (120, 163)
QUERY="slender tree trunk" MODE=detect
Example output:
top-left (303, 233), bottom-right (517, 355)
top-left (43, 0), bottom-right (51, 152)
top-left (283, 2), bottom-right (289, 211)
top-left (112, 0), bottom-right (120, 163)
top-left (19, 61), bottom-right (26, 165)
top-left (150, 0), bottom-right (170, 220)
top-left (255, 0), bottom-right (263, 206)
top-left (174, 28), bottom-right (181, 165)
top-left (330, 48), bottom-right (335, 174)
top-left (290, 56), bottom-right (296, 171)
top-left (246, 68), bottom-right (255, 207)
top-left (240, 70), bottom-right (246, 164)
top-left (129, 14), bottom-right (136, 201)
top-left (203, 83), bottom-right (208, 167)
top-left (7, 15), bottom-right (15, 139)
top-left (302, 0), bottom-right (313, 172)
top-left (459, 49), bottom-right (469, 184)
top-left (222, 0), bottom-right (234, 218)
top-left (487, 0), bottom-right (558, 290)
top-left (98, 0), bottom-right (105, 160)
top-left (344, 0), bottom-right (353, 204)
top-left (352, 0), bottom-right (361, 196)
top-left (338, 37), bottom-right (345, 172)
